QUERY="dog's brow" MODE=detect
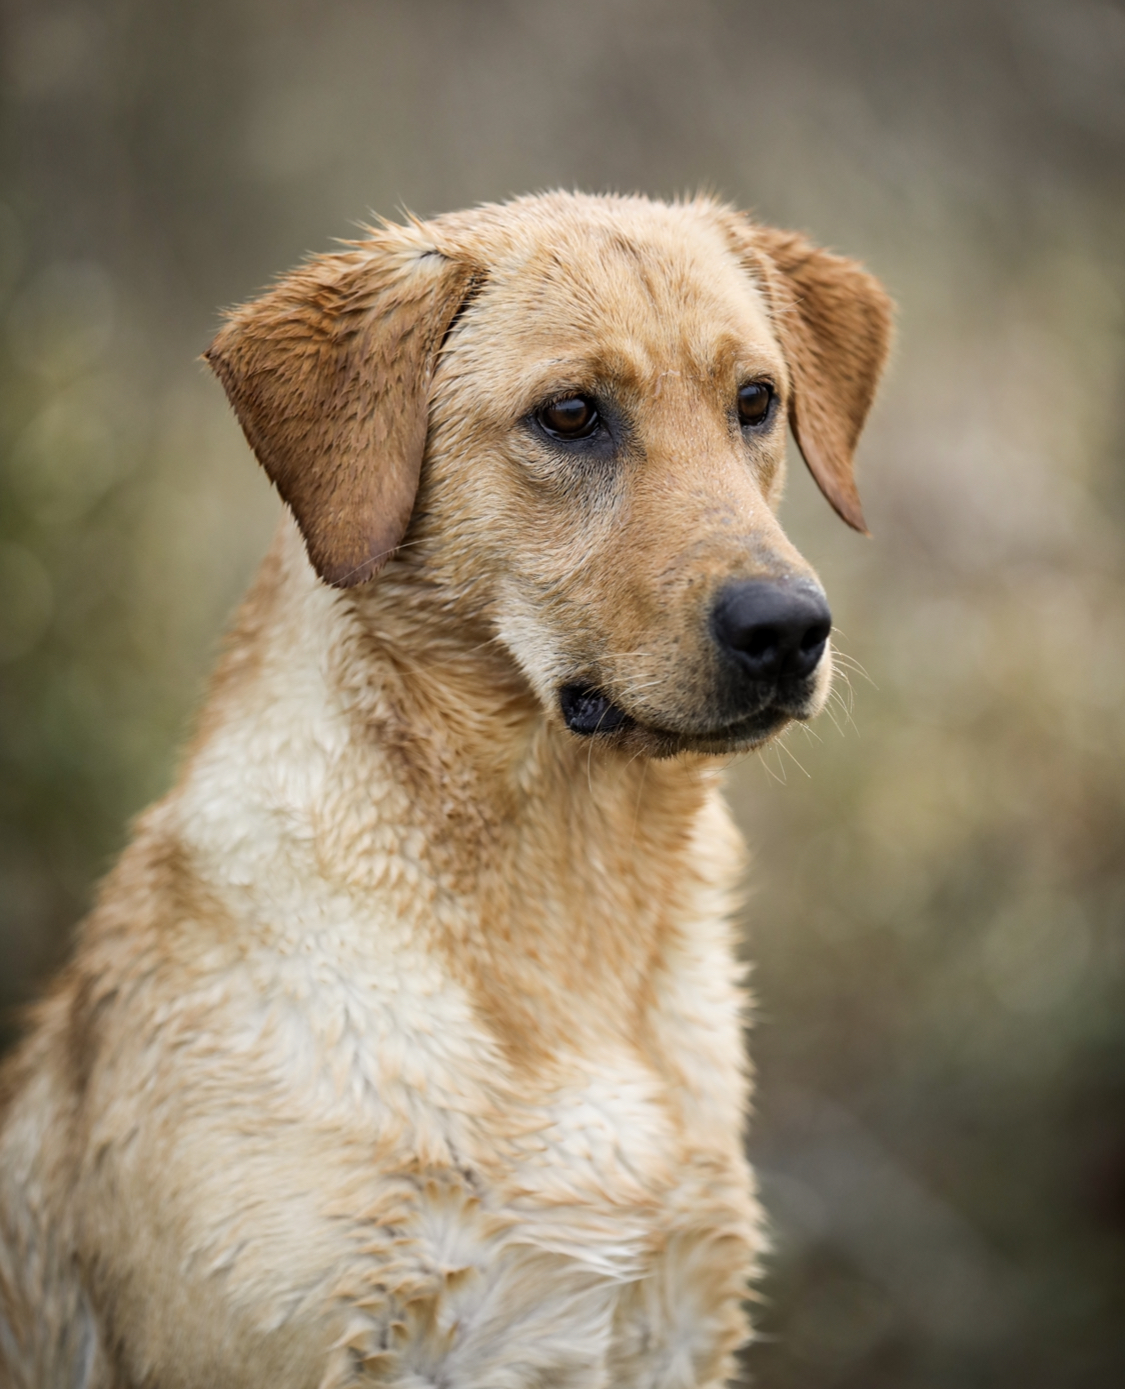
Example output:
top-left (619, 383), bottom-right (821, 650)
top-left (514, 349), bottom-right (650, 398)
top-left (653, 370), bottom-right (706, 398)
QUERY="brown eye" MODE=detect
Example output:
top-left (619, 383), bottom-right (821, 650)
top-left (538, 396), bottom-right (599, 439)
top-left (737, 382), bottom-right (773, 428)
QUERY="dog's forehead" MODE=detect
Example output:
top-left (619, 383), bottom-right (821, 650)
top-left (450, 199), bottom-right (779, 376)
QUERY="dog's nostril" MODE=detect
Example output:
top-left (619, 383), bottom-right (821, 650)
top-left (800, 620), bottom-right (832, 653)
top-left (742, 627), bottom-right (780, 661)
top-left (712, 581), bottom-right (832, 683)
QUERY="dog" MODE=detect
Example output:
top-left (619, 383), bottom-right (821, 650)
top-left (0, 192), bottom-right (891, 1388)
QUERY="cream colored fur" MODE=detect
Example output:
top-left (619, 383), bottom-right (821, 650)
top-left (0, 193), bottom-right (890, 1389)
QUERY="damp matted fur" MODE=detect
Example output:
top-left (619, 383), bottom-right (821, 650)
top-left (0, 192), bottom-right (891, 1389)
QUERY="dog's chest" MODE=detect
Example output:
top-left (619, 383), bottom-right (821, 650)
top-left (242, 888), bottom-right (754, 1389)
top-left (179, 724), bottom-right (756, 1385)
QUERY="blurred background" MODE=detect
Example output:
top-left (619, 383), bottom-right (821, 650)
top-left (1, 0), bottom-right (1123, 1383)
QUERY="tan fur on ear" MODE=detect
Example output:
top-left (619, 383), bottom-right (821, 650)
top-left (206, 235), bottom-right (480, 587)
top-left (725, 219), bottom-right (893, 532)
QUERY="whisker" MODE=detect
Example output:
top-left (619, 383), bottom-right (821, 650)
top-left (821, 699), bottom-right (845, 736)
top-left (775, 733), bottom-right (811, 779)
top-left (757, 740), bottom-right (786, 785)
top-left (829, 640), bottom-right (875, 688)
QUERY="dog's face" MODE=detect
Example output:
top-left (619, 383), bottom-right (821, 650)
top-left (207, 194), bottom-right (891, 757)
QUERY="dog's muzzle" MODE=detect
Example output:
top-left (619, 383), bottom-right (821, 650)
top-left (558, 577), bottom-right (832, 751)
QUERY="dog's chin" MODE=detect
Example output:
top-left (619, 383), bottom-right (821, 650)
top-left (558, 683), bottom-right (815, 760)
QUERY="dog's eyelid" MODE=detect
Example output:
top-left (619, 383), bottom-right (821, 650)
top-left (542, 387), bottom-right (596, 406)
top-left (524, 384), bottom-right (602, 420)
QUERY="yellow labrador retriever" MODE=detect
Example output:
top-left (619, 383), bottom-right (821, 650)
top-left (0, 193), bottom-right (890, 1388)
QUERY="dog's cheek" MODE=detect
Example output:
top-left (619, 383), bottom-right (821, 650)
top-left (761, 450), bottom-right (788, 512)
top-left (490, 588), bottom-right (593, 713)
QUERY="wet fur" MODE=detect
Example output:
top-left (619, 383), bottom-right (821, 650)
top-left (0, 193), bottom-right (890, 1388)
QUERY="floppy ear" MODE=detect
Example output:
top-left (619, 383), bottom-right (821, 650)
top-left (725, 218), bottom-right (893, 532)
top-left (205, 234), bottom-right (481, 587)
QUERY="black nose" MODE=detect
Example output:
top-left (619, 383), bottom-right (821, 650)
top-left (712, 580), bottom-right (832, 682)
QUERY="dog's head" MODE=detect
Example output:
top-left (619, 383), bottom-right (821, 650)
top-left (207, 194), bottom-right (891, 757)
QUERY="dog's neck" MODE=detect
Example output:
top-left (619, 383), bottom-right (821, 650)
top-left (175, 520), bottom-right (738, 1062)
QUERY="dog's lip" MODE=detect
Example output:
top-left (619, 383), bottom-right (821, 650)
top-left (644, 700), bottom-right (801, 748)
top-left (559, 681), bottom-right (816, 750)
top-left (656, 705), bottom-right (798, 752)
top-left (559, 683), bottom-right (635, 735)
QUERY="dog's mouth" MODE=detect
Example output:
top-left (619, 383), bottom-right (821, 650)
top-left (558, 681), bottom-right (813, 756)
